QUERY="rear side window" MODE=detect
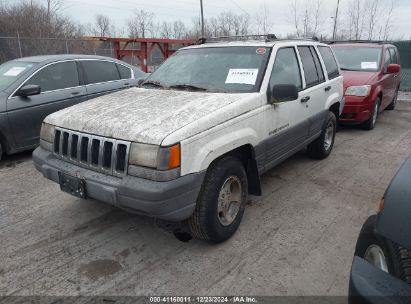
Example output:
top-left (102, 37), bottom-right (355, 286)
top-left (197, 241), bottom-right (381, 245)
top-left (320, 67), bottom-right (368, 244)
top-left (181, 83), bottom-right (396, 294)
top-left (269, 47), bottom-right (302, 91)
top-left (81, 61), bottom-right (120, 84)
top-left (117, 64), bottom-right (132, 79)
top-left (298, 46), bottom-right (325, 88)
top-left (318, 46), bottom-right (340, 79)
top-left (26, 61), bottom-right (79, 93)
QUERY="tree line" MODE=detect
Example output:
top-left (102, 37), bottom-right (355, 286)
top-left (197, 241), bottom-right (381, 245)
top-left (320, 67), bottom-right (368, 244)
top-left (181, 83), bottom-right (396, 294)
top-left (0, 0), bottom-right (401, 63)
top-left (89, 0), bottom-right (399, 41)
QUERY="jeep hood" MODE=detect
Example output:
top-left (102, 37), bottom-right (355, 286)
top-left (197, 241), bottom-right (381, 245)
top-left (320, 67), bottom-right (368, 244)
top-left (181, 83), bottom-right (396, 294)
top-left (45, 87), bottom-right (260, 145)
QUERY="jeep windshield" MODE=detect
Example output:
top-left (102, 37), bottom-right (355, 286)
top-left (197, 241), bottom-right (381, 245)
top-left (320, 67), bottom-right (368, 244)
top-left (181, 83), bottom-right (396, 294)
top-left (142, 46), bottom-right (271, 93)
top-left (333, 47), bottom-right (382, 72)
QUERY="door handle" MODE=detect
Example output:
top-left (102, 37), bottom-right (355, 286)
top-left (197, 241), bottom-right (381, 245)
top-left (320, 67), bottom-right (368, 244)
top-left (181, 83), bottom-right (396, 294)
top-left (325, 86), bottom-right (332, 92)
top-left (301, 96), bottom-right (310, 103)
top-left (124, 83), bottom-right (131, 86)
top-left (71, 91), bottom-right (80, 96)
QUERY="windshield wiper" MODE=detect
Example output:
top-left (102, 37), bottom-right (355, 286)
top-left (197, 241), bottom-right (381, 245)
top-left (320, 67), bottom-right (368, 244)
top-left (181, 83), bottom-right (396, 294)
top-left (169, 84), bottom-right (208, 91)
top-left (140, 80), bottom-right (165, 88)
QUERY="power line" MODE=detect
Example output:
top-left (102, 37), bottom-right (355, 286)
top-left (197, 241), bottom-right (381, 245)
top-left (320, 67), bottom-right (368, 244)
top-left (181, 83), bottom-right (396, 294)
top-left (65, 0), bottom-right (196, 19)
top-left (226, 0), bottom-right (250, 16)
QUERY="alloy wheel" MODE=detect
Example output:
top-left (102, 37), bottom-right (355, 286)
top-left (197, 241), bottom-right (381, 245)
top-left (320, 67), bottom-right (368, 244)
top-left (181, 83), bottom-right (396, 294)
top-left (217, 176), bottom-right (242, 226)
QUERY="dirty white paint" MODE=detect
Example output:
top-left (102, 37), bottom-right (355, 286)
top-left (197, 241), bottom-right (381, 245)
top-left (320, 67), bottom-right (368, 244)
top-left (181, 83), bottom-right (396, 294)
top-left (45, 88), bottom-right (257, 145)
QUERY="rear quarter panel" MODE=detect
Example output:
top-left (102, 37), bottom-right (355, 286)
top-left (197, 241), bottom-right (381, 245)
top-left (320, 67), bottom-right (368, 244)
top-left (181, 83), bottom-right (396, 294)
top-left (326, 75), bottom-right (344, 114)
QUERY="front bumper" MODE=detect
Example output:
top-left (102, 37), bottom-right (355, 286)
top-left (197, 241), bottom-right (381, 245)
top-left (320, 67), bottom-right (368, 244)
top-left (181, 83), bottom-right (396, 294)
top-left (349, 257), bottom-right (411, 304)
top-left (33, 147), bottom-right (205, 221)
top-left (339, 95), bottom-right (374, 123)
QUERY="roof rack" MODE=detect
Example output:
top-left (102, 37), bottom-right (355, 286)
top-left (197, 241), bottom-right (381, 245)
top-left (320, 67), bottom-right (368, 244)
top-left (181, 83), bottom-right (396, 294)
top-left (198, 34), bottom-right (277, 44)
top-left (282, 36), bottom-right (320, 42)
top-left (325, 40), bottom-right (388, 45)
top-left (198, 34), bottom-right (321, 44)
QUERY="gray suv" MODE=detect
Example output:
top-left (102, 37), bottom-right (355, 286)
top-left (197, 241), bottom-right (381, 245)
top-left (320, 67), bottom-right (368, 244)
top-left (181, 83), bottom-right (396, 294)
top-left (0, 55), bottom-right (146, 160)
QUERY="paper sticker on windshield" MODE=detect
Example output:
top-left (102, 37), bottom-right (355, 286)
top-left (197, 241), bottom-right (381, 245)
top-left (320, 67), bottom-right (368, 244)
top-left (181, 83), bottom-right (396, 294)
top-left (256, 48), bottom-right (267, 55)
top-left (3, 67), bottom-right (27, 77)
top-left (361, 62), bottom-right (377, 70)
top-left (225, 69), bottom-right (259, 85)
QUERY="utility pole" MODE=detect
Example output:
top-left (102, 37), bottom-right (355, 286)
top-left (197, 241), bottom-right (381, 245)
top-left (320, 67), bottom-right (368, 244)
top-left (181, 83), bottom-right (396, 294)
top-left (200, 0), bottom-right (205, 38)
top-left (332, 0), bottom-right (341, 40)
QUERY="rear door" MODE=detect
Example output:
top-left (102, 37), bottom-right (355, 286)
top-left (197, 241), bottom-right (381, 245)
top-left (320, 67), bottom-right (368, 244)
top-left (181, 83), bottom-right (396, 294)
top-left (318, 45), bottom-right (343, 114)
top-left (79, 60), bottom-right (127, 100)
top-left (7, 60), bottom-right (87, 149)
top-left (297, 45), bottom-right (328, 139)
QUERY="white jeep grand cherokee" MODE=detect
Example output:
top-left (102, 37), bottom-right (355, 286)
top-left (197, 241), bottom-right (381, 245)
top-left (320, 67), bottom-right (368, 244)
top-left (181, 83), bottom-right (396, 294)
top-left (34, 36), bottom-right (344, 243)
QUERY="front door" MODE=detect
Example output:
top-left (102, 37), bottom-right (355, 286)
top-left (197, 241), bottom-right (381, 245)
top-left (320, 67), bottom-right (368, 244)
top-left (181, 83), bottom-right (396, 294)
top-left (7, 61), bottom-right (87, 149)
top-left (264, 47), bottom-right (309, 170)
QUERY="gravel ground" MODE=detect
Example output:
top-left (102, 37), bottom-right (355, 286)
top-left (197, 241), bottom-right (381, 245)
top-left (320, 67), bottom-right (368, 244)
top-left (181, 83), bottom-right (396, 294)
top-left (1, 97), bottom-right (411, 297)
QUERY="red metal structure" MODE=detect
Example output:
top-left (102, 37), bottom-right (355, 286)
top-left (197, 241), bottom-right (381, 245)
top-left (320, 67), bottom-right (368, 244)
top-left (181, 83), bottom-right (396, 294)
top-left (100, 37), bottom-right (196, 72)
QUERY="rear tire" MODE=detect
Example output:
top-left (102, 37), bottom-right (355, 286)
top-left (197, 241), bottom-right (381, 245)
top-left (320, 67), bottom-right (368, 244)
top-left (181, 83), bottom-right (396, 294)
top-left (362, 98), bottom-right (380, 130)
top-left (188, 156), bottom-right (248, 243)
top-left (386, 88), bottom-right (399, 110)
top-left (307, 111), bottom-right (336, 160)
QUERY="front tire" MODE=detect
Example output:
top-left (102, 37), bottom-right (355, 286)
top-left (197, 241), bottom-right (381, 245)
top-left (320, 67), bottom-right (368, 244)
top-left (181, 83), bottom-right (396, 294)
top-left (362, 98), bottom-right (380, 130)
top-left (355, 216), bottom-right (391, 273)
top-left (386, 88), bottom-right (399, 110)
top-left (307, 111), bottom-right (336, 160)
top-left (188, 156), bottom-right (248, 243)
top-left (355, 215), bottom-right (411, 284)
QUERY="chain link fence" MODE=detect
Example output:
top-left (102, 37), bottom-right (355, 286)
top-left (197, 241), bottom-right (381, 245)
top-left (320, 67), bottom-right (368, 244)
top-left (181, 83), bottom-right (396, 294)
top-left (393, 41), bottom-right (411, 91)
top-left (0, 35), bottom-right (115, 64)
top-left (0, 35), bottom-right (171, 71)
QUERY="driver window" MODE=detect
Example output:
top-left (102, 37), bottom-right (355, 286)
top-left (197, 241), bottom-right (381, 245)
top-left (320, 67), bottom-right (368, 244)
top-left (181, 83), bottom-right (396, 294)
top-left (269, 47), bottom-right (302, 92)
top-left (25, 61), bottom-right (79, 93)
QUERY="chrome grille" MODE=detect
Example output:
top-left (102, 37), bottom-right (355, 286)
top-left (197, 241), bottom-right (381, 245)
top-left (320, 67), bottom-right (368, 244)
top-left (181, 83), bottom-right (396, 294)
top-left (53, 128), bottom-right (130, 177)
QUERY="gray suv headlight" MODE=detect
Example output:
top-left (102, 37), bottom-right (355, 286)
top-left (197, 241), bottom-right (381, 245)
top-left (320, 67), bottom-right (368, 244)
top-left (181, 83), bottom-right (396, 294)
top-left (39, 123), bottom-right (55, 151)
top-left (129, 143), bottom-right (159, 168)
top-left (128, 142), bottom-right (181, 181)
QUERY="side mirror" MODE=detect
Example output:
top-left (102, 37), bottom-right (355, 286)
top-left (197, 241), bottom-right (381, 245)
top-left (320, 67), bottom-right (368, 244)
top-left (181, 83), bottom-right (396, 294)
top-left (137, 78), bottom-right (145, 86)
top-left (387, 64), bottom-right (400, 74)
top-left (271, 84), bottom-right (299, 104)
top-left (16, 84), bottom-right (41, 97)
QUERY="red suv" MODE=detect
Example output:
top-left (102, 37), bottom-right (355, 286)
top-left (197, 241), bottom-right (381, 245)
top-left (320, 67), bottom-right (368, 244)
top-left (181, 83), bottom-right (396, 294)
top-left (331, 42), bottom-right (401, 130)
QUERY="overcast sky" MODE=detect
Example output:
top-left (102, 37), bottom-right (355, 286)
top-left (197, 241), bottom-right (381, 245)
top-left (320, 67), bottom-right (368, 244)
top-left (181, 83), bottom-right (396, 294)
top-left (62, 0), bottom-right (411, 39)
